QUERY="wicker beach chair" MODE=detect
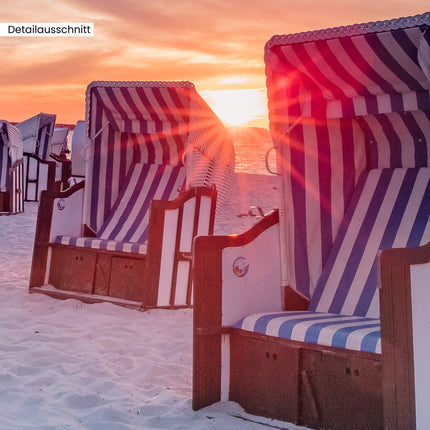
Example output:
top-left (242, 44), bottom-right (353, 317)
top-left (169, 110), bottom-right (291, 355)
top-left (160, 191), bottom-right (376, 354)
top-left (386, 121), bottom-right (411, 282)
top-left (29, 81), bottom-right (235, 309)
top-left (16, 113), bottom-right (71, 201)
top-left (49, 126), bottom-right (72, 189)
top-left (0, 120), bottom-right (24, 215)
top-left (50, 126), bottom-right (70, 159)
top-left (70, 120), bottom-right (86, 180)
top-left (193, 13), bottom-right (430, 430)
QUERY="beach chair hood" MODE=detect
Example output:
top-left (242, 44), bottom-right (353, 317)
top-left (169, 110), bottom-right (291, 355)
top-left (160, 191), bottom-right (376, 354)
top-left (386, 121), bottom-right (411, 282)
top-left (84, 81), bottom-right (235, 233)
top-left (1, 121), bottom-right (23, 165)
top-left (265, 12), bottom-right (430, 298)
top-left (16, 113), bottom-right (56, 158)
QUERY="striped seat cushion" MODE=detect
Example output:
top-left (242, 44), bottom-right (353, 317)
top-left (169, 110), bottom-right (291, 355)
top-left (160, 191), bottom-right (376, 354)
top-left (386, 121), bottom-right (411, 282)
top-left (55, 163), bottom-right (186, 252)
top-left (233, 167), bottom-right (429, 353)
top-left (54, 236), bottom-right (148, 254)
top-left (233, 311), bottom-right (381, 353)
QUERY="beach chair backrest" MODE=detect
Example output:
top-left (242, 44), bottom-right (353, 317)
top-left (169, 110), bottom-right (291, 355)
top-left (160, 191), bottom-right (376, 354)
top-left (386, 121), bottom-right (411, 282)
top-left (97, 162), bottom-right (186, 243)
top-left (83, 81), bottom-right (235, 234)
top-left (309, 167), bottom-right (430, 318)
top-left (50, 127), bottom-right (69, 157)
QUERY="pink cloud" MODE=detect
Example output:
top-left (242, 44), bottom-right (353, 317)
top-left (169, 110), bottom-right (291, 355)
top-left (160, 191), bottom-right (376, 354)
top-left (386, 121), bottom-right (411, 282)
top-left (0, 0), bottom-right (428, 123)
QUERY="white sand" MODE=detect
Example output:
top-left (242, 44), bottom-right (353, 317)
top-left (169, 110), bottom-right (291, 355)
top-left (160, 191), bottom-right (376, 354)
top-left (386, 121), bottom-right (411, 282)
top-left (215, 173), bottom-right (282, 235)
top-left (0, 173), bottom-right (308, 430)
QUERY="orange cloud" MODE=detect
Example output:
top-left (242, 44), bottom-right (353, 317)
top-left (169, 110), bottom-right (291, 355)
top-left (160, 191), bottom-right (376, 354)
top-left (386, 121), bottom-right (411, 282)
top-left (0, 0), bottom-right (428, 125)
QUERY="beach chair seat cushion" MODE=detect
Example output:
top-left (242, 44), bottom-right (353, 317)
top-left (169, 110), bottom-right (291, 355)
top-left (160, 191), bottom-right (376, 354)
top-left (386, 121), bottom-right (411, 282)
top-left (233, 311), bottom-right (381, 353)
top-left (54, 236), bottom-right (148, 254)
top-left (54, 162), bottom-right (186, 253)
top-left (233, 167), bottom-right (430, 353)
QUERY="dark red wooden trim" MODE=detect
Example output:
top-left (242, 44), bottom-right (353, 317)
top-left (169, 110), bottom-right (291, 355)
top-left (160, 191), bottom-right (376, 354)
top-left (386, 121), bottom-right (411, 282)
top-left (192, 234), bottom-right (224, 410)
top-left (228, 327), bottom-right (381, 361)
top-left (83, 225), bottom-right (97, 237)
top-left (284, 285), bottom-right (310, 310)
top-left (30, 184), bottom-right (217, 309)
top-left (228, 327), bottom-right (382, 429)
top-left (169, 203), bottom-right (184, 306)
top-left (23, 153), bottom-right (58, 201)
top-left (380, 241), bottom-right (430, 430)
top-left (29, 180), bottom-right (85, 288)
top-left (40, 177), bottom-right (85, 200)
top-left (59, 159), bottom-right (72, 191)
top-left (207, 186), bottom-right (216, 235)
top-left (1, 159), bottom-right (25, 214)
top-left (145, 186), bottom-right (217, 307)
top-left (49, 242), bottom-right (148, 260)
top-left (186, 194), bottom-right (201, 305)
top-left (144, 199), bottom-right (165, 306)
top-left (153, 186), bottom-right (216, 211)
top-left (14, 160), bottom-right (24, 214)
top-left (192, 209), bottom-right (280, 411)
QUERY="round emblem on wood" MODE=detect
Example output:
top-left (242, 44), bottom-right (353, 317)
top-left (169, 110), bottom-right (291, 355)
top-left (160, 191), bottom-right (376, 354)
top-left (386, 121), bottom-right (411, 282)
top-left (233, 257), bottom-right (249, 277)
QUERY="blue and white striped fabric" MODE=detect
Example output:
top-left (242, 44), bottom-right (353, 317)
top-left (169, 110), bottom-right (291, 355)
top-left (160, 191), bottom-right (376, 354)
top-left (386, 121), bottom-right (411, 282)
top-left (97, 163), bottom-right (185, 242)
top-left (356, 111), bottom-right (430, 169)
top-left (265, 16), bottom-right (430, 299)
top-left (56, 163), bottom-right (186, 252)
top-left (84, 82), bottom-right (235, 233)
top-left (233, 311), bottom-right (381, 353)
top-left (123, 132), bottom-right (187, 167)
top-left (0, 121), bottom-right (23, 192)
top-left (55, 236), bottom-right (148, 255)
top-left (234, 167), bottom-right (430, 353)
top-left (0, 123), bottom-right (10, 192)
top-left (16, 113), bottom-right (56, 159)
top-left (266, 24), bottom-right (430, 118)
top-left (86, 83), bottom-right (192, 233)
top-left (310, 168), bottom-right (430, 318)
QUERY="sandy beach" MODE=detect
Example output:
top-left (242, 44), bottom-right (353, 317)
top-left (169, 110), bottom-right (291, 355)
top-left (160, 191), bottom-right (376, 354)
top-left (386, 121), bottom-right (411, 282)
top-left (0, 172), bottom-right (310, 430)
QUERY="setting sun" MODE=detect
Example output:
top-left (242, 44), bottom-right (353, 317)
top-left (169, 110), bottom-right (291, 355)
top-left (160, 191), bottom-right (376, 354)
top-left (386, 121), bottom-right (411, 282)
top-left (202, 89), bottom-right (268, 127)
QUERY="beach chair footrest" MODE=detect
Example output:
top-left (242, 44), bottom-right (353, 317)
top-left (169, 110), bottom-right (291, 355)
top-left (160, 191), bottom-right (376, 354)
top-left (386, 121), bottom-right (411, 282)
top-left (48, 245), bottom-right (147, 301)
top-left (228, 330), bottom-right (382, 430)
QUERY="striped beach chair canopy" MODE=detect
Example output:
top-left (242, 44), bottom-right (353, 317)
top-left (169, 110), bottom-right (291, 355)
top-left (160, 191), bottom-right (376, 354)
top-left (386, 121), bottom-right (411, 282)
top-left (0, 121), bottom-right (23, 192)
top-left (50, 126), bottom-right (70, 157)
top-left (16, 113), bottom-right (56, 159)
top-left (265, 12), bottom-right (430, 299)
top-left (84, 81), bottom-right (235, 233)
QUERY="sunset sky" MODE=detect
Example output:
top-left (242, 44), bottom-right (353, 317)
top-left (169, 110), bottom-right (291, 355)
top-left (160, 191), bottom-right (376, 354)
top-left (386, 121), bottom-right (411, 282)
top-left (1, 1), bottom-right (428, 128)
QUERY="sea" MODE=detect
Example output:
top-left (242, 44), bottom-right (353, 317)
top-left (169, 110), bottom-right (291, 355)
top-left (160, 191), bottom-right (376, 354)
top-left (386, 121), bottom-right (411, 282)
top-left (229, 127), bottom-right (276, 175)
top-left (66, 126), bottom-right (277, 176)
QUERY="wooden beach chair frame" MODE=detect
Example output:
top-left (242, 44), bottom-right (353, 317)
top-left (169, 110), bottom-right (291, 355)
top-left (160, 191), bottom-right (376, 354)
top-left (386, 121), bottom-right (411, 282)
top-left (193, 13), bottom-right (430, 430)
top-left (29, 80), bottom-right (234, 308)
top-left (16, 113), bottom-right (71, 201)
top-left (30, 181), bottom-right (217, 309)
top-left (0, 121), bottom-right (24, 215)
top-left (380, 242), bottom-right (430, 429)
